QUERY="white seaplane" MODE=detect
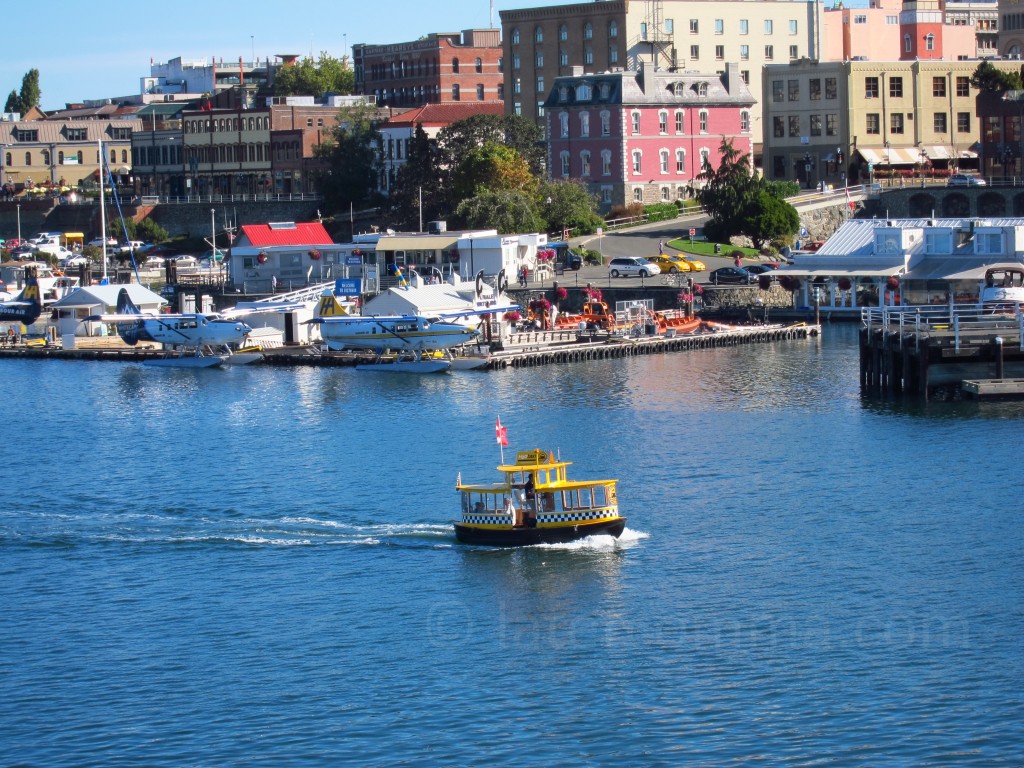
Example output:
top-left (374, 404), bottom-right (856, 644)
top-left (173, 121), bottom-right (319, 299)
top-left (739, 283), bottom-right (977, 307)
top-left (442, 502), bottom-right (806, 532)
top-left (85, 288), bottom-right (271, 368)
top-left (310, 291), bottom-right (480, 373)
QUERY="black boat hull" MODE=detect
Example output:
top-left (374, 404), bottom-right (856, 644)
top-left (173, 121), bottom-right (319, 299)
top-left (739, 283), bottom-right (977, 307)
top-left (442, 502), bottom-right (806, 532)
top-left (454, 517), bottom-right (626, 547)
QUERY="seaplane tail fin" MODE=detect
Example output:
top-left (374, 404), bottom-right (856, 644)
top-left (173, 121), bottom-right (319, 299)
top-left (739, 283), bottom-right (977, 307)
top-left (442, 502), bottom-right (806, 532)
top-left (0, 274), bottom-right (43, 325)
top-left (316, 292), bottom-right (350, 318)
top-left (116, 287), bottom-right (143, 315)
top-left (113, 288), bottom-right (146, 346)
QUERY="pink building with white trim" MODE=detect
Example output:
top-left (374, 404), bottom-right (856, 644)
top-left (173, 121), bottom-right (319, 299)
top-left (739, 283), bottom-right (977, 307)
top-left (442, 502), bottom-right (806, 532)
top-left (546, 62), bottom-right (755, 211)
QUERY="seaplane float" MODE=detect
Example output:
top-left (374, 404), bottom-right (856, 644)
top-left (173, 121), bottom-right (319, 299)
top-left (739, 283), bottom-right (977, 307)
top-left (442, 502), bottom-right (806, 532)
top-left (309, 291), bottom-right (482, 373)
top-left (454, 446), bottom-right (626, 546)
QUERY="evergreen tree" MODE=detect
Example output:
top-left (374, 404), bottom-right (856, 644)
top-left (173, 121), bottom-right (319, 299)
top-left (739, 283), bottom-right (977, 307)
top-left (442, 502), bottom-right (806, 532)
top-left (19, 69), bottom-right (40, 110)
top-left (4, 90), bottom-right (18, 113)
top-left (315, 103), bottom-right (382, 213)
top-left (385, 125), bottom-right (442, 229)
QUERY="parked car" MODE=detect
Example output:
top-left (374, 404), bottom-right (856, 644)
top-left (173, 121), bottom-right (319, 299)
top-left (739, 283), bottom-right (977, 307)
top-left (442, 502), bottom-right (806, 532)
top-left (745, 264), bottom-right (777, 277)
top-left (608, 257), bottom-right (661, 278)
top-left (648, 255), bottom-right (693, 273)
top-left (118, 240), bottom-right (147, 253)
top-left (10, 244), bottom-right (35, 257)
top-left (681, 256), bottom-right (707, 272)
top-left (708, 266), bottom-right (756, 284)
top-left (86, 236), bottom-right (118, 248)
top-left (60, 255), bottom-right (91, 268)
top-left (947, 173), bottom-right (986, 187)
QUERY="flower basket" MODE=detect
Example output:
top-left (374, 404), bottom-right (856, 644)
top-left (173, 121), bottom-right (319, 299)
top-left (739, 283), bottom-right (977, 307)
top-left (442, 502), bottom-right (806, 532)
top-left (309, 249), bottom-right (321, 260)
top-left (503, 310), bottom-right (521, 322)
top-left (353, 248), bottom-right (364, 258)
top-left (677, 290), bottom-right (693, 304)
top-left (257, 252), bottom-right (268, 264)
top-left (779, 275), bottom-right (801, 292)
top-left (583, 286), bottom-right (603, 302)
top-left (555, 287), bottom-right (568, 301)
top-left (886, 275), bottom-right (900, 290)
top-left (837, 277), bottom-right (852, 291)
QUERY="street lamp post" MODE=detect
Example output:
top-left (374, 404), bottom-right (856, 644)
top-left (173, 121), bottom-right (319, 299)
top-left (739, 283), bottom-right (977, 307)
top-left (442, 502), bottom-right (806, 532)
top-left (883, 140), bottom-right (891, 186)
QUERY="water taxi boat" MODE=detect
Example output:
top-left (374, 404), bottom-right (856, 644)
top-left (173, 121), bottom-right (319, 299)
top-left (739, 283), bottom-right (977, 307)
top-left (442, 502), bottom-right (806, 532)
top-left (454, 448), bottom-right (625, 546)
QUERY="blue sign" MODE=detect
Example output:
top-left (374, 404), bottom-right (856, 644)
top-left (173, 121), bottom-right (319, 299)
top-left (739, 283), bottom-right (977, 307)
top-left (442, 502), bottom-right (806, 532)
top-left (800, 226), bottom-right (808, 237)
top-left (345, 255), bottom-right (362, 266)
top-left (334, 278), bottom-right (361, 296)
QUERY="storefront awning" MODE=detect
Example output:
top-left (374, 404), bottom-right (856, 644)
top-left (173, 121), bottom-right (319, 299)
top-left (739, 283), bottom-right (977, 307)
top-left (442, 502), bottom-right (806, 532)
top-left (374, 235), bottom-right (460, 251)
top-left (774, 265), bottom-right (904, 278)
top-left (924, 145), bottom-right (952, 161)
top-left (855, 147), bottom-right (919, 165)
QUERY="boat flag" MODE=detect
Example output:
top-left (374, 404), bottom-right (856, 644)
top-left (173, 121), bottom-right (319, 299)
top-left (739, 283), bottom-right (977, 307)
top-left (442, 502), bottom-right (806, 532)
top-left (846, 185), bottom-right (855, 212)
top-left (495, 418), bottom-right (508, 447)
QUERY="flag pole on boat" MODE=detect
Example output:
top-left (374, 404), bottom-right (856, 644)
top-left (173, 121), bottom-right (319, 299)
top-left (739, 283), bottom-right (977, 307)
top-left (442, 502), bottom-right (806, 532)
top-left (495, 417), bottom-right (508, 464)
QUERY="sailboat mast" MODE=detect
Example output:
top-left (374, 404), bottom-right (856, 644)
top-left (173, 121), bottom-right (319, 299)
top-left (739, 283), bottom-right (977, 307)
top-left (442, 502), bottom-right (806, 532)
top-left (99, 139), bottom-right (107, 282)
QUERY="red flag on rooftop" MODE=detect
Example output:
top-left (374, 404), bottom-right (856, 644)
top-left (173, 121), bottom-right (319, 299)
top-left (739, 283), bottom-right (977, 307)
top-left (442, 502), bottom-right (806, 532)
top-left (495, 418), bottom-right (508, 447)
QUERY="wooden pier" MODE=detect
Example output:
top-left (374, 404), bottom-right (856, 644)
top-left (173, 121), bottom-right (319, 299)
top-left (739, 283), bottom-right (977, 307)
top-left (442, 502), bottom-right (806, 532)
top-left (860, 306), bottom-right (1024, 400)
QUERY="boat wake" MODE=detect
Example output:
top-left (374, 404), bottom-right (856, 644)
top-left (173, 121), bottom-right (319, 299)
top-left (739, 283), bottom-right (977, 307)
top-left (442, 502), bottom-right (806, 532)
top-left (531, 527), bottom-right (649, 551)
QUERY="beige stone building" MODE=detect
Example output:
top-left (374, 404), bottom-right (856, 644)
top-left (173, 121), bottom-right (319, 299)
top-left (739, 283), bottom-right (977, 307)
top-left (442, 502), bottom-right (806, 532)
top-left (761, 58), bottom-right (1021, 188)
top-left (0, 119), bottom-right (141, 191)
top-left (500, 0), bottom-right (825, 158)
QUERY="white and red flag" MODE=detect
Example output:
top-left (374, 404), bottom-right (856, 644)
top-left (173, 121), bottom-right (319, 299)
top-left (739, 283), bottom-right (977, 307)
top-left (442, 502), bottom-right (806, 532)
top-left (495, 418), bottom-right (508, 447)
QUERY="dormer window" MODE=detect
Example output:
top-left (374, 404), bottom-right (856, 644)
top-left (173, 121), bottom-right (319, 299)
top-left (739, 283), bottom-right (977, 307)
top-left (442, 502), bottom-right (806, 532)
top-left (673, 83), bottom-right (685, 97)
top-left (559, 86), bottom-right (569, 102)
top-left (696, 82), bottom-right (709, 97)
top-left (576, 83), bottom-right (592, 101)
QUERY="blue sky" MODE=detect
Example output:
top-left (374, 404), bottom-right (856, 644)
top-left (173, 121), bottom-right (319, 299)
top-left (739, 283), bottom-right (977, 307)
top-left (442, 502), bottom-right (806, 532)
top-left (1, 0), bottom-right (552, 110)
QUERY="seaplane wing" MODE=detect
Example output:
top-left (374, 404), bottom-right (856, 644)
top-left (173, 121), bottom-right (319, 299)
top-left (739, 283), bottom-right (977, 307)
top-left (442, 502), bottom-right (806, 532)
top-left (0, 275), bottom-right (42, 325)
top-left (218, 303), bottom-right (308, 319)
top-left (316, 314), bottom-right (479, 352)
top-left (433, 305), bottom-right (521, 321)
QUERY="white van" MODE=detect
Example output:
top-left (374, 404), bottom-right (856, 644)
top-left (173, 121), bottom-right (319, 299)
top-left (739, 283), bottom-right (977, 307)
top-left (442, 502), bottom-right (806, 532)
top-left (28, 232), bottom-right (62, 246)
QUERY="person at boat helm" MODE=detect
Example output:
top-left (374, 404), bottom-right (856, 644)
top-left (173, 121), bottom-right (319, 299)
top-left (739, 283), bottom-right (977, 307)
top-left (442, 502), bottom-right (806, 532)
top-left (524, 475), bottom-right (535, 500)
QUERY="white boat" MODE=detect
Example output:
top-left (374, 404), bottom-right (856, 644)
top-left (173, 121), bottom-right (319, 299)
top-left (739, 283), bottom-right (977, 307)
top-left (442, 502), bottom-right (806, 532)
top-left (145, 354), bottom-right (227, 368)
top-left (356, 357), bottom-right (451, 374)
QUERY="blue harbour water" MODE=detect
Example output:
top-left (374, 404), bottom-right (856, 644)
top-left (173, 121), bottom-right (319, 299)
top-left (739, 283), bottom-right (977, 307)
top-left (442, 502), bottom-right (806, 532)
top-left (1, 324), bottom-right (1023, 766)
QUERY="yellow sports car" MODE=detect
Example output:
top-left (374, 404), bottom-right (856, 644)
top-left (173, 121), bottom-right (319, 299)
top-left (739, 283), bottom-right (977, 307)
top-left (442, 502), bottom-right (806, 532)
top-left (648, 255), bottom-right (693, 273)
top-left (681, 256), bottom-right (707, 272)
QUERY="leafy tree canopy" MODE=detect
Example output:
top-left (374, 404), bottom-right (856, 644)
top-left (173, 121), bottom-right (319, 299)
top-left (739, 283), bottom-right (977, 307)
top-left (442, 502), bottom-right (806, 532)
top-left (454, 141), bottom-right (535, 200)
top-left (742, 190), bottom-right (801, 250)
top-left (537, 179), bottom-right (602, 237)
top-left (456, 188), bottom-right (545, 234)
top-left (315, 103), bottom-right (383, 213)
top-left (971, 60), bottom-right (1024, 94)
top-left (384, 125), bottom-right (444, 230)
top-left (274, 52), bottom-right (354, 97)
top-left (4, 69), bottom-right (40, 114)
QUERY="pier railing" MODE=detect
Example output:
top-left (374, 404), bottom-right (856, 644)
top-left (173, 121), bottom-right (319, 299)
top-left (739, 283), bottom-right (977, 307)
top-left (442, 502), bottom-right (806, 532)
top-left (862, 304), bottom-right (1024, 352)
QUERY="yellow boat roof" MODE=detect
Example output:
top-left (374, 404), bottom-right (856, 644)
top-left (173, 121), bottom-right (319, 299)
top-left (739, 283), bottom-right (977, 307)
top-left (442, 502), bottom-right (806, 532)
top-left (496, 448), bottom-right (570, 472)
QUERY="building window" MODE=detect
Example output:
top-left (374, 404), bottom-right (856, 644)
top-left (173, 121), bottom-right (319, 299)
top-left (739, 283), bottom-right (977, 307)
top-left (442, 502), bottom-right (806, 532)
top-left (659, 110), bottom-right (668, 133)
top-left (535, 26), bottom-right (544, 43)
top-left (957, 112), bottom-right (971, 132)
top-left (700, 148), bottom-right (710, 169)
top-left (560, 151), bottom-right (570, 177)
top-left (715, 19), bottom-right (724, 34)
top-left (889, 77), bottom-right (903, 98)
top-left (956, 76), bottom-right (970, 96)
top-left (865, 77), bottom-right (879, 98)
top-left (581, 150), bottom-right (591, 176)
top-left (773, 116), bottom-right (785, 137)
top-left (934, 112), bottom-right (947, 132)
top-left (609, 46), bottom-right (619, 64)
top-left (602, 149), bottom-right (611, 175)
top-left (536, 76), bottom-right (544, 93)
top-left (904, 34), bottom-right (912, 53)
top-left (740, 45), bottom-right (749, 60)
top-left (560, 112), bottom-right (569, 137)
top-left (772, 80), bottom-right (784, 102)
top-left (826, 77), bottom-right (837, 99)
top-left (452, 83), bottom-right (460, 100)
top-left (640, 22), bottom-right (648, 40)
top-left (602, 187), bottom-right (612, 203)
top-left (854, 14), bottom-right (867, 23)
top-left (535, 51), bottom-right (543, 67)
top-left (583, 21), bottom-right (593, 39)
top-left (584, 47), bottom-right (593, 65)
top-left (691, 45), bottom-right (699, 60)
top-left (891, 113), bottom-right (904, 134)
top-left (675, 110), bottom-right (684, 133)
top-left (740, 19), bottom-right (748, 34)
top-left (559, 24), bottom-right (567, 41)
top-left (25, 151), bottom-right (31, 165)
top-left (513, 54), bottom-right (521, 70)
top-left (809, 78), bottom-right (821, 101)
top-left (933, 76), bottom-right (946, 97)
top-left (826, 114), bottom-right (837, 135)
top-left (925, 33), bottom-right (934, 51)
top-left (632, 150), bottom-right (642, 174)
top-left (452, 58), bottom-right (460, 74)
top-left (700, 110), bottom-right (708, 132)
top-left (765, 19), bottom-right (773, 34)
top-left (632, 111), bottom-right (641, 134)
top-left (661, 186), bottom-right (671, 201)
top-left (477, 84), bottom-right (485, 100)
top-left (765, 45), bottom-right (774, 60)
top-left (660, 149), bottom-right (669, 173)
top-left (601, 110), bottom-right (610, 135)
top-left (609, 21), bottom-right (618, 38)
top-left (716, 45), bottom-right (725, 61)
top-left (634, 187), bottom-right (643, 203)
top-left (560, 50), bottom-right (569, 67)
top-left (788, 79), bottom-right (799, 101)
top-left (697, 82), bottom-right (708, 97)
top-left (741, 70), bottom-right (749, 84)
top-left (690, 19), bottom-right (699, 33)
top-left (512, 28), bottom-right (520, 45)
top-left (866, 113), bottom-right (880, 134)
top-left (789, 45), bottom-right (798, 60)
top-left (580, 112), bottom-right (590, 136)
top-left (788, 115), bottom-right (800, 137)
top-left (810, 114), bottom-right (821, 136)
top-left (741, 111), bottom-right (750, 132)
top-left (789, 20), bottom-right (798, 34)
top-left (676, 149), bottom-right (686, 172)
top-left (475, 57), bottom-right (483, 73)
top-left (513, 78), bottom-right (521, 94)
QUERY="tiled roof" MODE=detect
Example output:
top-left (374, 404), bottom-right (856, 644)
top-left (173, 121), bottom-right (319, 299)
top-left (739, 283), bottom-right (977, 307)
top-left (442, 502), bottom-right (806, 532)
top-left (239, 222), bottom-right (334, 247)
top-left (384, 101), bottom-right (504, 128)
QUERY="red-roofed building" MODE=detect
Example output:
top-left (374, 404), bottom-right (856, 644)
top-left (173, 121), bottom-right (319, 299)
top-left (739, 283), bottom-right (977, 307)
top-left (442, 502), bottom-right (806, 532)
top-left (229, 221), bottom-right (344, 292)
top-left (378, 101), bottom-right (505, 193)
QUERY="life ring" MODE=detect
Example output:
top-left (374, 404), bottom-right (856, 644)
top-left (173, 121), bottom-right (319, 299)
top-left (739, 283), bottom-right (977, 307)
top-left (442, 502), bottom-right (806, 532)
top-left (475, 271), bottom-right (484, 298)
top-left (497, 269), bottom-right (508, 294)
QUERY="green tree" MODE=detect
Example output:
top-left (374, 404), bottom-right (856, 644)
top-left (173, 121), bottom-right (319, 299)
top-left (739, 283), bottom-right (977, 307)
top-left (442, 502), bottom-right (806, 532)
top-left (537, 179), bottom-right (602, 237)
top-left (456, 188), bottom-right (545, 234)
top-left (385, 125), bottom-right (443, 229)
top-left (453, 141), bottom-right (535, 200)
top-left (971, 61), bottom-right (1023, 94)
top-left (18, 69), bottom-right (40, 111)
top-left (742, 190), bottom-right (801, 250)
top-left (274, 52), bottom-right (354, 97)
top-left (315, 103), bottom-right (382, 213)
top-left (4, 90), bottom-right (18, 113)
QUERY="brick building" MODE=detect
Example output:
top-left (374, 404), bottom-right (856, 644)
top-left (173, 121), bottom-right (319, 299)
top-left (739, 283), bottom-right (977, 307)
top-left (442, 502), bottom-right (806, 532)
top-left (353, 30), bottom-right (504, 108)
